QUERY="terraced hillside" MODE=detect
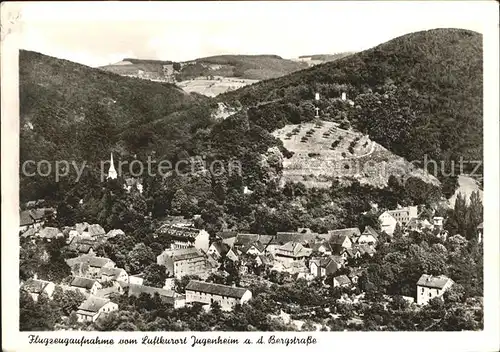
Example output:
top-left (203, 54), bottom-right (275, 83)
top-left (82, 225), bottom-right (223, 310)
top-left (273, 121), bottom-right (440, 188)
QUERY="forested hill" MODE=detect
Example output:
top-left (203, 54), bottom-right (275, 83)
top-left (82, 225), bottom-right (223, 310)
top-left (100, 54), bottom-right (310, 82)
top-left (19, 50), bottom-right (216, 199)
top-left (219, 28), bottom-right (483, 180)
top-left (20, 50), bottom-right (214, 162)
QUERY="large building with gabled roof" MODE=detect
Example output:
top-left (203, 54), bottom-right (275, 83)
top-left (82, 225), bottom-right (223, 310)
top-left (76, 296), bottom-right (118, 322)
top-left (185, 280), bottom-right (252, 311)
top-left (157, 247), bottom-right (209, 279)
top-left (416, 274), bottom-right (454, 305)
top-left (156, 224), bottom-right (209, 253)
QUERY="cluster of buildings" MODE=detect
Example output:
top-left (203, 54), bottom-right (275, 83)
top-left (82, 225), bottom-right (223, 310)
top-left (19, 204), bottom-right (57, 236)
top-left (20, 202), bottom-right (461, 326)
top-left (378, 205), bottom-right (444, 236)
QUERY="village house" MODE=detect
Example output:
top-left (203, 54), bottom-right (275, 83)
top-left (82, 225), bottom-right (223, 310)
top-left (75, 222), bottom-right (89, 234)
top-left (416, 274), bottom-right (454, 305)
top-left (163, 277), bottom-right (176, 290)
top-left (231, 233), bottom-right (275, 253)
top-left (19, 208), bottom-right (53, 233)
top-left (348, 268), bottom-right (365, 284)
top-left (388, 206), bottom-right (418, 226)
top-left (233, 233), bottom-right (260, 248)
top-left (207, 241), bottom-right (238, 261)
top-left (127, 283), bottom-right (186, 308)
top-left (239, 241), bottom-right (266, 256)
top-left (106, 229), bottom-right (125, 239)
top-left (408, 218), bottom-right (434, 233)
top-left (66, 255), bottom-right (116, 278)
top-left (87, 224), bottom-right (106, 238)
top-left (327, 228), bottom-right (361, 242)
top-left (75, 243), bottom-right (95, 255)
top-left (355, 244), bottom-right (377, 257)
top-left (264, 236), bottom-right (281, 255)
top-left (255, 254), bottom-right (273, 268)
top-left (156, 224), bottom-right (210, 253)
top-left (274, 242), bottom-right (312, 266)
top-left (328, 233), bottom-right (353, 253)
top-left (206, 253), bottom-right (222, 271)
top-left (378, 211), bottom-right (398, 235)
top-left (67, 232), bottom-right (107, 255)
top-left (36, 226), bottom-right (64, 241)
top-left (216, 231), bottom-right (238, 247)
top-left (297, 227), bottom-right (314, 234)
top-left (157, 247), bottom-right (209, 279)
top-left (24, 199), bottom-right (45, 209)
top-left (19, 210), bottom-right (36, 233)
top-left (344, 244), bottom-right (376, 259)
top-left (311, 241), bottom-right (334, 255)
top-left (69, 238), bottom-right (98, 255)
top-left (95, 282), bottom-right (124, 298)
top-left (333, 275), bottom-right (352, 288)
top-left (70, 277), bottom-right (102, 295)
top-left (309, 256), bottom-right (343, 278)
top-left (67, 229), bottom-right (80, 244)
top-left (343, 247), bottom-right (361, 260)
top-left (357, 226), bottom-right (379, 246)
top-left (124, 177), bottom-right (144, 194)
top-left (99, 267), bottom-right (128, 283)
top-left (185, 280), bottom-right (252, 311)
top-left (128, 273), bottom-right (145, 285)
top-left (21, 278), bottom-right (55, 302)
top-left (433, 217), bottom-right (444, 230)
top-left (477, 222), bottom-right (483, 243)
top-left (275, 231), bottom-right (317, 246)
top-left (76, 296), bottom-right (118, 322)
top-left (20, 227), bottom-right (37, 239)
top-left (379, 206), bottom-right (419, 235)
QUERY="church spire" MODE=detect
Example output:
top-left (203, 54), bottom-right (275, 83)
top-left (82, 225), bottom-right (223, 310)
top-left (107, 153), bottom-right (117, 180)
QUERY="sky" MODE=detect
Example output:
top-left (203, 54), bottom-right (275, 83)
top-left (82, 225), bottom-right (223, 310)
top-left (17, 1), bottom-right (491, 68)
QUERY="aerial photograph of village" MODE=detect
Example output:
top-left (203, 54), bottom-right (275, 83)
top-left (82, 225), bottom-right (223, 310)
top-left (16, 2), bottom-right (485, 333)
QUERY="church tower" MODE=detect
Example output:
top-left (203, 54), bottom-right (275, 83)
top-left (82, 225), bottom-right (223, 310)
top-left (107, 153), bottom-right (117, 180)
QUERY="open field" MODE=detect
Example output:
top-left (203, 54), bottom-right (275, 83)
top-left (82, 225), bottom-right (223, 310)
top-left (273, 121), bottom-right (440, 188)
top-left (177, 76), bottom-right (259, 97)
